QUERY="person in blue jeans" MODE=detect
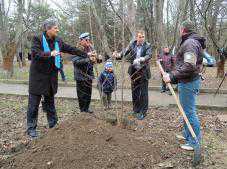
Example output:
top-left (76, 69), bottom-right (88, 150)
top-left (162, 20), bottom-right (206, 151)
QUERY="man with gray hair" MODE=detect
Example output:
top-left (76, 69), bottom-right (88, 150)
top-left (27, 18), bottom-right (88, 138)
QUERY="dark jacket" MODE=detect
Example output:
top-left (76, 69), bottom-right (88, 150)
top-left (118, 40), bottom-right (152, 81)
top-left (98, 70), bottom-right (116, 93)
top-left (158, 52), bottom-right (175, 72)
top-left (224, 48), bottom-right (227, 56)
top-left (170, 32), bottom-right (205, 83)
top-left (72, 46), bottom-right (95, 81)
top-left (29, 33), bottom-right (87, 95)
top-left (222, 47), bottom-right (227, 58)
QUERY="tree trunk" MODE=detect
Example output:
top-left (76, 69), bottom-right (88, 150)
top-left (217, 59), bottom-right (225, 78)
top-left (15, 0), bottom-right (25, 68)
top-left (0, 47), bottom-right (2, 64)
top-left (126, 0), bottom-right (136, 35)
top-left (2, 42), bottom-right (16, 77)
top-left (91, 1), bottom-right (111, 56)
top-left (154, 0), bottom-right (165, 54)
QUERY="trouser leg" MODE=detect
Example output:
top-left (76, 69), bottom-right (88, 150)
top-left (178, 79), bottom-right (201, 146)
top-left (84, 80), bottom-right (92, 111)
top-left (131, 80), bottom-right (148, 114)
top-left (76, 80), bottom-right (92, 111)
top-left (27, 94), bottom-right (41, 132)
top-left (42, 94), bottom-right (58, 128)
top-left (102, 93), bottom-right (108, 108)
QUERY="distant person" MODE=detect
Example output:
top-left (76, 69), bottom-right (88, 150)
top-left (158, 47), bottom-right (175, 94)
top-left (218, 47), bottom-right (227, 58)
top-left (28, 52), bottom-right (31, 61)
top-left (18, 51), bottom-right (23, 62)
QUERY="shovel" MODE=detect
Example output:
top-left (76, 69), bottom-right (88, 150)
top-left (156, 61), bottom-right (201, 166)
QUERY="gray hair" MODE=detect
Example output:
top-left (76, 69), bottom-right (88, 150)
top-left (43, 18), bottom-right (58, 31)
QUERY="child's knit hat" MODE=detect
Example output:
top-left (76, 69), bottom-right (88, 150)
top-left (105, 61), bottom-right (113, 69)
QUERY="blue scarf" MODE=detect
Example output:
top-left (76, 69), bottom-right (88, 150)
top-left (42, 34), bottom-right (61, 69)
top-left (42, 34), bottom-right (66, 81)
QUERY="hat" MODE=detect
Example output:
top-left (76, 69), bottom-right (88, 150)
top-left (181, 20), bottom-right (195, 32)
top-left (79, 32), bottom-right (90, 40)
top-left (43, 18), bottom-right (58, 31)
top-left (105, 61), bottom-right (113, 69)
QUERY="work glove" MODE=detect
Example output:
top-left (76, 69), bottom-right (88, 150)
top-left (133, 58), bottom-right (140, 66)
top-left (88, 52), bottom-right (97, 64)
top-left (51, 50), bottom-right (60, 57)
top-left (138, 57), bottom-right (145, 63)
top-left (163, 72), bottom-right (171, 83)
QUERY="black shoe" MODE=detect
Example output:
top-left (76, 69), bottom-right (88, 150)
top-left (160, 89), bottom-right (166, 93)
top-left (49, 123), bottom-right (58, 129)
top-left (27, 130), bottom-right (38, 138)
top-left (167, 91), bottom-right (172, 95)
top-left (85, 109), bottom-right (93, 114)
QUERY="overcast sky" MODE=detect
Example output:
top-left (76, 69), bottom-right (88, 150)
top-left (4, 0), bottom-right (65, 15)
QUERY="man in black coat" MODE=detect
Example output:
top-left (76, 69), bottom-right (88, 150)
top-left (72, 33), bottom-right (101, 113)
top-left (27, 19), bottom-right (88, 138)
top-left (113, 30), bottom-right (152, 120)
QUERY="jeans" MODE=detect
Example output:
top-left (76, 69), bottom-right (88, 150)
top-left (178, 78), bottom-right (201, 146)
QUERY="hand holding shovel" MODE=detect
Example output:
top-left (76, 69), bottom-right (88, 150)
top-left (156, 60), bottom-right (201, 166)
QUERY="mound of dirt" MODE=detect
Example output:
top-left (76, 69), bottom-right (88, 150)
top-left (2, 114), bottom-right (168, 169)
top-left (0, 96), bottom-right (227, 169)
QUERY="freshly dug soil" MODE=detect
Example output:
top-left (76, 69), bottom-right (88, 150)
top-left (0, 95), bottom-right (227, 169)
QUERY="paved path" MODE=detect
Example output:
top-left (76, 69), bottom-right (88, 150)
top-left (0, 83), bottom-right (226, 108)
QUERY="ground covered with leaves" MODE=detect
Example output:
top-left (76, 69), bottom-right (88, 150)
top-left (0, 95), bottom-right (227, 169)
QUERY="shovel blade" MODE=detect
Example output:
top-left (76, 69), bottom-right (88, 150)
top-left (193, 141), bottom-right (201, 166)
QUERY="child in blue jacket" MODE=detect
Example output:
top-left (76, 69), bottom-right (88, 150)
top-left (98, 61), bottom-right (117, 109)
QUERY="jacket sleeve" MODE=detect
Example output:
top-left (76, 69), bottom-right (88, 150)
top-left (72, 55), bottom-right (90, 66)
top-left (170, 40), bottom-right (200, 82)
top-left (116, 44), bottom-right (133, 60)
top-left (61, 40), bottom-right (87, 57)
top-left (143, 43), bottom-right (152, 62)
top-left (31, 36), bottom-right (51, 60)
top-left (99, 73), bottom-right (105, 88)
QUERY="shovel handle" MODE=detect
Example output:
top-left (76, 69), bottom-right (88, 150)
top-left (156, 61), bottom-right (197, 139)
